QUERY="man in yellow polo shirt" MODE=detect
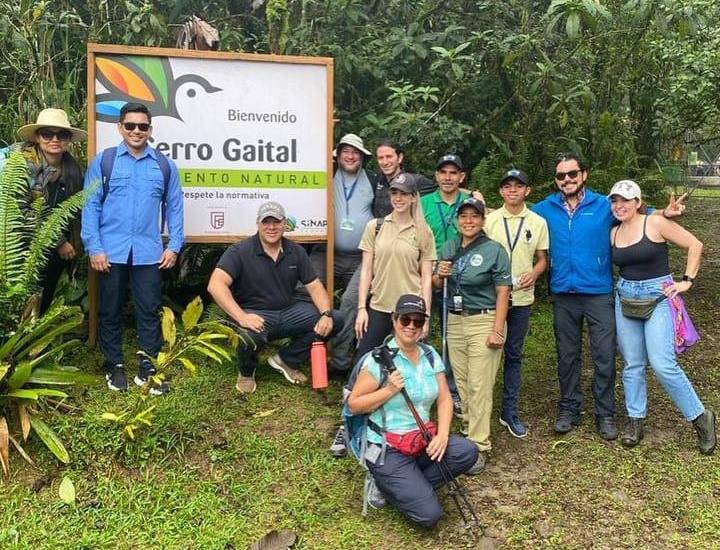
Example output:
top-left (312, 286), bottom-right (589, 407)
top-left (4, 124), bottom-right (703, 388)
top-left (485, 169), bottom-right (548, 438)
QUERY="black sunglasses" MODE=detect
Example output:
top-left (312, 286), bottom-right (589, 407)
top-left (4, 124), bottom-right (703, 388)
top-left (398, 315), bottom-right (425, 329)
top-left (38, 128), bottom-right (72, 141)
top-left (554, 169), bottom-right (582, 180)
top-left (122, 122), bottom-right (151, 132)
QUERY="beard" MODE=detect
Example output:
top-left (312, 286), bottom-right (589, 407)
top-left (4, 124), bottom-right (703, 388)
top-left (560, 181), bottom-right (585, 198)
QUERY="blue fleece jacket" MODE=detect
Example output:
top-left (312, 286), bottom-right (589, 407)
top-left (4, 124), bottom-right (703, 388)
top-left (531, 189), bottom-right (616, 295)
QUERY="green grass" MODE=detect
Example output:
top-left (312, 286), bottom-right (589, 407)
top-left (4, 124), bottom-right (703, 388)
top-left (1, 201), bottom-right (720, 548)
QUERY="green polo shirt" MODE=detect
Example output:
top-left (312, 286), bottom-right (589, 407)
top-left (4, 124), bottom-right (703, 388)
top-left (421, 189), bottom-right (469, 255)
top-left (440, 235), bottom-right (512, 310)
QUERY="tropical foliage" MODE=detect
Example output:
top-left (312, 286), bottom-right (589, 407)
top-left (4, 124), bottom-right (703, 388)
top-left (0, 151), bottom-right (96, 474)
top-left (102, 296), bottom-right (240, 440)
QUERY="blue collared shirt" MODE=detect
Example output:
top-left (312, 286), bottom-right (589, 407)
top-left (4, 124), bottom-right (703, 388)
top-left (81, 142), bottom-right (184, 265)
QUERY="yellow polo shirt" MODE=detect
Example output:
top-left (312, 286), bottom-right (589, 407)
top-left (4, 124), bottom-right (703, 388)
top-left (485, 205), bottom-right (548, 306)
top-left (359, 215), bottom-right (436, 313)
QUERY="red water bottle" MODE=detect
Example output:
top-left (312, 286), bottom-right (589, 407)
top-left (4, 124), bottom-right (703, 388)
top-left (310, 341), bottom-right (328, 390)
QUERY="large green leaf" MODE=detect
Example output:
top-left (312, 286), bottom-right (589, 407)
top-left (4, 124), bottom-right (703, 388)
top-left (27, 367), bottom-right (98, 386)
top-left (6, 388), bottom-right (40, 400)
top-left (29, 416), bottom-right (69, 464)
top-left (161, 307), bottom-right (176, 347)
top-left (181, 296), bottom-right (203, 330)
top-left (7, 361), bottom-right (32, 390)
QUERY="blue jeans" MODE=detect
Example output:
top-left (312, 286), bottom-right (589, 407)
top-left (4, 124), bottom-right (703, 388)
top-left (236, 301), bottom-right (344, 376)
top-left (615, 275), bottom-right (704, 421)
top-left (501, 305), bottom-right (532, 418)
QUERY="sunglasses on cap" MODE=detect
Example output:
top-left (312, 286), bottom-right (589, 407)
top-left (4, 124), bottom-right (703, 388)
top-left (38, 128), bottom-right (72, 141)
top-left (554, 169), bottom-right (582, 180)
top-left (398, 315), bottom-right (425, 329)
top-left (122, 122), bottom-right (151, 132)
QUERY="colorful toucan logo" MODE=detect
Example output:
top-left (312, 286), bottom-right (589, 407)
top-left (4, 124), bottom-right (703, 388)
top-left (95, 55), bottom-right (222, 122)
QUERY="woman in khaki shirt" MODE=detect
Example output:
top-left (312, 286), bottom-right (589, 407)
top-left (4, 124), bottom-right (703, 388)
top-left (354, 173), bottom-right (436, 358)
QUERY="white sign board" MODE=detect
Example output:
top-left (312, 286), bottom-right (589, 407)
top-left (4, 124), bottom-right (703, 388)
top-left (88, 45), bottom-right (333, 242)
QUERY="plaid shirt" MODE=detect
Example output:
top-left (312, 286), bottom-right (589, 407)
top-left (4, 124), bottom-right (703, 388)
top-left (562, 188), bottom-right (585, 218)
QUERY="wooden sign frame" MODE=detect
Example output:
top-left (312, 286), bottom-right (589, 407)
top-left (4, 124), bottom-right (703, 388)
top-left (86, 43), bottom-right (335, 345)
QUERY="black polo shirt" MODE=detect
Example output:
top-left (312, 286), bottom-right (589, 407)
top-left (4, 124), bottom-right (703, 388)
top-left (215, 234), bottom-right (317, 311)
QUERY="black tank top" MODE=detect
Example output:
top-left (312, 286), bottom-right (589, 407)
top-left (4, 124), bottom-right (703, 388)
top-left (612, 216), bottom-right (670, 280)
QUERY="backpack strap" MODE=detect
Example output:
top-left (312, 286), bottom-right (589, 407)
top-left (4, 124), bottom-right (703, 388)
top-left (100, 146), bottom-right (172, 230)
top-left (374, 217), bottom-right (384, 237)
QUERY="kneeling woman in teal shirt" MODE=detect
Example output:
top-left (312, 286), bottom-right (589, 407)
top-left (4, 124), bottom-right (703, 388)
top-left (348, 294), bottom-right (477, 527)
top-left (434, 198), bottom-right (511, 474)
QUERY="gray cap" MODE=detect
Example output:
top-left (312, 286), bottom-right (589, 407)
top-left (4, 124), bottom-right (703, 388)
top-left (334, 133), bottom-right (371, 157)
top-left (257, 201), bottom-right (286, 221)
top-left (389, 172), bottom-right (418, 194)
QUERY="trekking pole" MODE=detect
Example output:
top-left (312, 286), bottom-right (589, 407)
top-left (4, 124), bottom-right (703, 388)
top-left (442, 278), bottom-right (449, 367)
top-left (373, 345), bottom-right (481, 528)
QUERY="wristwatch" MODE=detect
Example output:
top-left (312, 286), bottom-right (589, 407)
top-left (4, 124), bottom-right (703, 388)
top-left (682, 275), bottom-right (695, 284)
top-left (321, 309), bottom-right (332, 317)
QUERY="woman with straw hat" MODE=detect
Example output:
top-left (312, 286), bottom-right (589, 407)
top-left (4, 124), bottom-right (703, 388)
top-left (6, 108), bottom-right (87, 314)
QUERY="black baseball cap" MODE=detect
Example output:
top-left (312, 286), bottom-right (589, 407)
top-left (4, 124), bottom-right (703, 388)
top-left (457, 197), bottom-right (485, 216)
top-left (394, 294), bottom-right (428, 317)
top-left (500, 168), bottom-right (529, 186)
top-left (436, 153), bottom-right (464, 171)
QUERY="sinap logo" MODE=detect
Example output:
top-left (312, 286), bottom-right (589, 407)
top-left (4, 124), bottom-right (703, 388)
top-left (285, 216), bottom-right (297, 232)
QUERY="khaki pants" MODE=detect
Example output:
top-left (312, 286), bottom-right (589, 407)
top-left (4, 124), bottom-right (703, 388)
top-left (447, 312), bottom-right (505, 452)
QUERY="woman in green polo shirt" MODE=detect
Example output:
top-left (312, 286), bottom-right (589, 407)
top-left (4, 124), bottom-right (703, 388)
top-left (433, 197), bottom-right (511, 474)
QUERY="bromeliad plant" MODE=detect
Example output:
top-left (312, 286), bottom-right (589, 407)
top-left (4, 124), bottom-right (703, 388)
top-left (103, 297), bottom-right (241, 439)
top-left (1, 151), bottom-right (96, 475)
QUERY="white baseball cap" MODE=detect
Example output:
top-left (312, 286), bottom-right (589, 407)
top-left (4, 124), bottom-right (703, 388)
top-left (608, 180), bottom-right (641, 200)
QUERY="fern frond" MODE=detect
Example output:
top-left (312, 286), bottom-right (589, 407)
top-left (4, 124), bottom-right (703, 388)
top-left (0, 152), bottom-right (31, 288)
top-left (20, 190), bottom-right (86, 293)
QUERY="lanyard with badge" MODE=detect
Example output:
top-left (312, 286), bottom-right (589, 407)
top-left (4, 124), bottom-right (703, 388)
top-left (503, 215), bottom-right (525, 292)
top-left (339, 171), bottom-right (360, 231)
top-left (436, 194), bottom-right (463, 242)
top-left (449, 235), bottom-right (488, 312)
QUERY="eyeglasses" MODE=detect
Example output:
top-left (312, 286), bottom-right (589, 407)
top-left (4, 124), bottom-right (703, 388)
top-left (398, 315), bottom-right (425, 329)
top-left (554, 169), bottom-right (582, 180)
top-left (38, 129), bottom-right (72, 141)
top-left (122, 122), bottom-right (151, 132)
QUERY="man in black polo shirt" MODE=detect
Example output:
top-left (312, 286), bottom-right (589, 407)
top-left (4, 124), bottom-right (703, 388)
top-left (208, 201), bottom-right (342, 394)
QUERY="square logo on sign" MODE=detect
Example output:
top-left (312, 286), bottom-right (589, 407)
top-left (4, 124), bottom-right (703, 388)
top-left (210, 211), bottom-right (225, 229)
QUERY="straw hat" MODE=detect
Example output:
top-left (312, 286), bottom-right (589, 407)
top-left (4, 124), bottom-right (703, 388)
top-left (17, 108), bottom-right (87, 143)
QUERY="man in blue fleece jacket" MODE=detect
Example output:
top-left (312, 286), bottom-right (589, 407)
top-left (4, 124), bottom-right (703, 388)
top-left (532, 153), bottom-right (684, 439)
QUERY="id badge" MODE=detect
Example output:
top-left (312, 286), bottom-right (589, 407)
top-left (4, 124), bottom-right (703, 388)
top-left (364, 444), bottom-right (381, 464)
top-left (452, 293), bottom-right (463, 312)
top-left (340, 218), bottom-right (355, 232)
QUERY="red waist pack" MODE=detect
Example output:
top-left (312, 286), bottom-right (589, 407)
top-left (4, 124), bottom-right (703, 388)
top-left (386, 422), bottom-right (437, 456)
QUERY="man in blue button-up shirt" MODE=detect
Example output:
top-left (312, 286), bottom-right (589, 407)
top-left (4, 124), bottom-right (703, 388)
top-left (82, 102), bottom-right (184, 393)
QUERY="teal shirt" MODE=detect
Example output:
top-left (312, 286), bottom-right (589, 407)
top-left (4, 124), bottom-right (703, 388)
top-left (421, 189), bottom-right (469, 255)
top-left (362, 339), bottom-right (445, 444)
top-left (440, 236), bottom-right (512, 310)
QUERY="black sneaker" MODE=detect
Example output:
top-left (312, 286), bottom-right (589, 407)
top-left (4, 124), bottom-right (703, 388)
top-left (105, 363), bottom-right (128, 392)
top-left (134, 359), bottom-right (170, 396)
top-left (596, 416), bottom-right (618, 441)
top-left (554, 410), bottom-right (581, 433)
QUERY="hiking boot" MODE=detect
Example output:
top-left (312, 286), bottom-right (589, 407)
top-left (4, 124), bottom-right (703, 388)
top-left (268, 354), bottom-right (307, 385)
top-left (364, 472), bottom-right (386, 509)
top-left (235, 373), bottom-right (257, 395)
top-left (554, 410), bottom-right (581, 433)
top-left (105, 363), bottom-right (128, 392)
top-left (500, 414), bottom-right (528, 438)
top-left (329, 426), bottom-right (347, 458)
top-left (621, 418), bottom-right (644, 448)
top-left (466, 451), bottom-right (487, 475)
top-left (693, 409), bottom-right (717, 455)
top-left (596, 416), bottom-right (618, 441)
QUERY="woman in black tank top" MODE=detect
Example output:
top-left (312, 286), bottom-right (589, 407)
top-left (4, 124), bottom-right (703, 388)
top-left (608, 180), bottom-right (715, 455)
